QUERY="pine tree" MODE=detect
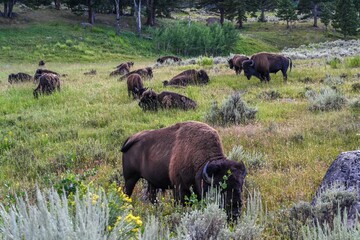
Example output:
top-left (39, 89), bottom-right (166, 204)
top-left (319, 1), bottom-right (334, 31)
top-left (276, 0), bottom-right (297, 28)
top-left (332, 0), bottom-right (359, 37)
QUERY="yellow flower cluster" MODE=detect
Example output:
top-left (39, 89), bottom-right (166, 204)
top-left (91, 193), bottom-right (100, 205)
top-left (117, 187), bottom-right (132, 203)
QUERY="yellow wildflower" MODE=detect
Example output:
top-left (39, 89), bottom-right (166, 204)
top-left (107, 226), bottom-right (112, 231)
top-left (8, 131), bottom-right (12, 136)
top-left (136, 219), bottom-right (142, 226)
top-left (91, 193), bottom-right (100, 205)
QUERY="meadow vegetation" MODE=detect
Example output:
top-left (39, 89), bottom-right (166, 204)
top-left (1, 11), bottom-right (360, 239)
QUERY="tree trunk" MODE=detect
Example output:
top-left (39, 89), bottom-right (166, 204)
top-left (3, 0), bottom-right (16, 18)
top-left (219, 7), bottom-right (224, 25)
top-left (134, 0), bottom-right (141, 36)
top-left (237, 18), bottom-right (243, 29)
top-left (115, 0), bottom-right (120, 35)
top-left (87, 0), bottom-right (94, 24)
top-left (312, 4), bottom-right (319, 27)
top-left (4, 2), bottom-right (8, 18)
top-left (55, 0), bottom-right (61, 10)
top-left (146, 0), bottom-right (155, 26)
top-left (259, 9), bottom-right (266, 22)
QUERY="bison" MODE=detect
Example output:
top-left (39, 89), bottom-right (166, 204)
top-left (242, 52), bottom-right (292, 82)
top-left (8, 73), bottom-right (32, 84)
top-left (228, 55), bottom-right (249, 75)
top-left (121, 121), bottom-right (247, 219)
top-left (33, 73), bottom-right (61, 98)
top-left (84, 69), bottom-right (97, 76)
top-left (138, 89), bottom-right (197, 111)
top-left (120, 67), bottom-right (153, 81)
top-left (34, 69), bottom-right (60, 82)
top-left (163, 69), bottom-right (209, 87)
top-left (110, 62), bottom-right (134, 77)
top-left (127, 73), bottom-right (147, 99)
top-left (157, 56), bottom-right (182, 64)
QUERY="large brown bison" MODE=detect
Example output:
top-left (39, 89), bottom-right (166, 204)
top-left (34, 69), bottom-right (60, 82)
top-left (110, 62), bottom-right (134, 77)
top-left (157, 56), bottom-right (182, 64)
top-left (127, 73), bottom-right (147, 99)
top-left (33, 73), bottom-right (61, 98)
top-left (242, 52), bottom-right (292, 82)
top-left (8, 73), bottom-right (32, 84)
top-left (120, 67), bottom-right (153, 81)
top-left (121, 121), bottom-right (246, 219)
top-left (138, 90), bottom-right (197, 111)
top-left (163, 69), bottom-right (209, 87)
top-left (228, 55), bottom-right (249, 75)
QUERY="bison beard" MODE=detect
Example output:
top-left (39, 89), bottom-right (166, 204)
top-left (121, 121), bottom-right (246, 219)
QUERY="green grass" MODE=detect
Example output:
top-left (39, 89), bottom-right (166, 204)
top-left (1, 12), bottom-right (360, 238)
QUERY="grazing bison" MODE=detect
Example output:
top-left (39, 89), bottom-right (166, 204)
top-left (163, 69), bottom-right (209, 87)
top-left (33, 73), bottom-right (61, 98)
top-left (139, 90), bottom-right (197, 111)
top-left (8, 73), bottom-right (32, 84)
top-left (228, 55), bottom-right (249, 75)
top-left (157, 56), bottom-right (182, 64)
top-left (127, 73), bottom-right (147, 99)
top-left (110, 62), bottom-right (134, 77)
top-left (242, 52), bottom-right (292, 82)
top-left (121, 121), bottom-right (247, 219)
top-left (34, 69), bottom-right (60, 82)
top-left (120, 67), bottom-right (153, 81)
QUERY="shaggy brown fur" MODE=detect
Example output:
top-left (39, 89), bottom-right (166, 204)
top-left (8, 73), bottom-right (32, 84)
top-left (139, 90), bottom-right (197, 111)
top-left (120, 67), bottom-right (153, 81)
top-left (163, 69), bottom-right (209, 87)
top-left (127, 73), bottom-right (147, 99)
top-left (110, 62), bottom-right (134, 77)
top-left (121, 121), bottom-right (246, 219)
top-left (157, 56), bottom-right (182, 64)
top-left (34, 69), bottom-right (60, 82)
top-left (242, 52), bottom-right (292, 82)
top-left (33, 73), bottom-right (61, 98)
top-left (228, 55), bottom-right (249, 75)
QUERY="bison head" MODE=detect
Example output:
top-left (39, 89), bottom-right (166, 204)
top-left (128, 62), bottom-right (134, 67)
top-left (198, 70), bottom-right (209, 84)
top-left (242, 60), bottom-right (256, 80)
top-left (134, 87), bottom-right (148, 99)
top-left (139, 89), bottom-right (158, 111)
top-left (8, 74), bottom-right (15, 84)
top-left (202, 160), bottom-right (246, 220)
top-left (228, 59), bottom-right (234, 69)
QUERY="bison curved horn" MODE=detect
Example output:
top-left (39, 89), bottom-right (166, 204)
top-left (202, 161), bottom-right (212, 184)
top-left (249, 60), bottom-right (255, 67)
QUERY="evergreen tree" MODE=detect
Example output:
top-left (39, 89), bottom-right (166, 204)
top-left (319, 1), bottom-right (334, 31)
top-left (332, 0), bottom-right (359, 37)
top-left (276, 0), bottom-right (297, 28)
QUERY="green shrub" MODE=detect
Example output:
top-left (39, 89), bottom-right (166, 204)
top-left (323, 75), bottom-right (344, 86)
top-left (350, 98), bottom-right (360, 111)
top-left (258, 89), bottom-right (282, 100)
top-left (305, 87), bottom-right (347, 111)
top-left (346, 56), bottom-right (360, 68)
top-left (228, 145), bottom-right (266, 171)
top-left (152, 22), bottom-right (238, 56)
top-left (197, 56), bottom-right (214, 66)
top-left (326, 57), bottom-right (343, 69)
top-left (351, 83), bottom-right (360, 92)
top-left (205, 92), bottom-right (257, 126)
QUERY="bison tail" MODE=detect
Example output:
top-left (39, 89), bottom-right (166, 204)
top-left (288, 57), bottom-right (292, 72)
top-left (121, 137), bottom-right (140, 153)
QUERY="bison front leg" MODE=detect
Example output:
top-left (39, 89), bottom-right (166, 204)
top-left (147, 183), bottom-right (158, 203)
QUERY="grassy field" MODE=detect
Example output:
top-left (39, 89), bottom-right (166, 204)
top-left (1, 9), bottom-right (360, 238)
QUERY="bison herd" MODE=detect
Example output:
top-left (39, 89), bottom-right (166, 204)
top-left (5, 52), bottom-right (292, 219)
